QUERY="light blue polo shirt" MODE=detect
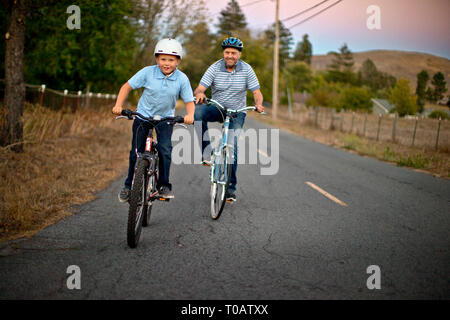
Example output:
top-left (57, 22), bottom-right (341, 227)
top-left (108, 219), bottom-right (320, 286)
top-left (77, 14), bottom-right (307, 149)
top-left (199, 59), bottom-right (260, 110)
top-left (128, 65), bottom-right (194, 118)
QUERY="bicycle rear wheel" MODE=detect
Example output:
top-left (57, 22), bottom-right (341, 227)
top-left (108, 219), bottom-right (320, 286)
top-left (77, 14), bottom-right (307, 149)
top-left (210, 148), bottom-right (231, 220)
top-left (127, 159), bottom-right (148, 248)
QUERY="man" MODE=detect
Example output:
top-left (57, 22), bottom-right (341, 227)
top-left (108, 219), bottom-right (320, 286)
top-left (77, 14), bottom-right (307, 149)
top-left (194, 36), bottom-right (264, 202)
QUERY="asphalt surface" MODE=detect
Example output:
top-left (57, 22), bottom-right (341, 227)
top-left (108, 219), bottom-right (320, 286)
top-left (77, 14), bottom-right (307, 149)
top-left (0, 116), bottom-right (449, 299)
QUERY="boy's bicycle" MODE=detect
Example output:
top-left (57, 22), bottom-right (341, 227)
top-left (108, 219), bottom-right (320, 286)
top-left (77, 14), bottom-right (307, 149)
top-left (116, 109), bottom-right (185, 248)
top-left (202, 98), bottom-right (265, 220)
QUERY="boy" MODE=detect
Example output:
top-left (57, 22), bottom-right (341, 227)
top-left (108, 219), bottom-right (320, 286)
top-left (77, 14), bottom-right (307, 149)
top-left (112, 38), bottom-right (195, 202)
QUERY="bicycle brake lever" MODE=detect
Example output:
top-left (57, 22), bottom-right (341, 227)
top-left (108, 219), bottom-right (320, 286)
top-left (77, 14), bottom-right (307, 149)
top-left (175, 123), bottom-right (187, 128)
top-left (115, 116), bottom-right (129, 120)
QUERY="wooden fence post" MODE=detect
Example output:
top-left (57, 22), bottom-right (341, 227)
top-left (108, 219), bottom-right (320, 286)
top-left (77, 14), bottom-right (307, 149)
top-left (363, 114), bottom-right (367, 137)
top-left (435, 117), bottom-right (441, 151)
top-left (412, 116), bottom-right (418, 146)
top-left (77, 91), bottom-right (81, 112)
top-left (63, 89), bottom-right (67, 109)
top-left (39, 84), bottom-right (46, 107)
top-left (376, 114), bottom-right (382, 141)
top-left (392, 112), bottom-right (398, 142)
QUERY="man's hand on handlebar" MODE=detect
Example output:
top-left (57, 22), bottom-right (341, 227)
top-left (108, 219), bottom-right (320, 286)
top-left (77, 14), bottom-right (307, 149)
top-left (254, 105), bottom-right (264, 113)
top-left (195, 92), bottom-right (207, 104)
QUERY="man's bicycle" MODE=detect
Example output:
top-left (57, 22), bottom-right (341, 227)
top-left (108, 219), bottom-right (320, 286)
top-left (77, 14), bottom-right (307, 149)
top-left (202, 98), bottom-right (265, 220)
top-left (116, 109), bottom-right (185, 248)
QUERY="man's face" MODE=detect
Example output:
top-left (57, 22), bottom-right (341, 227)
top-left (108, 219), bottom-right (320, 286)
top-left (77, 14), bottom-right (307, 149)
top-left (223, 48), bottom-right (241, 68)
top-left (156, 54), bottom-right (180, 75)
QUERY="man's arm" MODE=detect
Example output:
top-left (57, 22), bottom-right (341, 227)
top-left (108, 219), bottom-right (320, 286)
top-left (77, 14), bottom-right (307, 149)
top-left (252, 89), bottom-right (264, 113)
top-left (112, 82), bottom-right (133, 115)
top-left (194, 84), bottom-right (208, 104)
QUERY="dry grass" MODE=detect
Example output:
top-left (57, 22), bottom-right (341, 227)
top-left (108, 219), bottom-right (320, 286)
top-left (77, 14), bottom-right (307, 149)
top-left (0, 103), bottom-right (132, 241)
top-left (249, 107), bottom-right (450, 178)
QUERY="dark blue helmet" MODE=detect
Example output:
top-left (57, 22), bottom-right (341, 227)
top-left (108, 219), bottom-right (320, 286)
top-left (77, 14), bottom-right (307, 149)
top-left (221, 37), bottom-right (243, 51)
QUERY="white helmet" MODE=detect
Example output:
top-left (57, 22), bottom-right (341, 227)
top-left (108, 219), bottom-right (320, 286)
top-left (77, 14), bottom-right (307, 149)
top-left (154, 38), bottom-right (183, 59)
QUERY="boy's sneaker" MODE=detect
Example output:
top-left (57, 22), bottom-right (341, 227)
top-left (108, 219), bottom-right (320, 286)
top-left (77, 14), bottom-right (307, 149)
top-left (225, 190), bottom-right (236, 202)
top-left (118, 187), bottom-right (131, 203)
top-left (158, 186), bottom-right (174, 199)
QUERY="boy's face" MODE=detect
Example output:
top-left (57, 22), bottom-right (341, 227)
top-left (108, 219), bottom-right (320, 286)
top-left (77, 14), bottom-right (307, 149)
top-left (223, 48), bottom-right (241, 68)
top-left (156, 54), bottom-right (180, 75)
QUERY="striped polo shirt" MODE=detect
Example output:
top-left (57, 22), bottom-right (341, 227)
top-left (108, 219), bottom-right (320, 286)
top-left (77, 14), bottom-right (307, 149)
top-left (199, 59), bottom-right (260, 110)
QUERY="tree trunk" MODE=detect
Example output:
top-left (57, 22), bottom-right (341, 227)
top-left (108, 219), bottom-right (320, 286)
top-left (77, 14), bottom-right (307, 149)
top-left (2, 0), bottom-right (27, 152)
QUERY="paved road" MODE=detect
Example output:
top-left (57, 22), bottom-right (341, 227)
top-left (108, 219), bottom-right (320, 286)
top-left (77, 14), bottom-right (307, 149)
top-left (0, 117), bottom-right (449, 299)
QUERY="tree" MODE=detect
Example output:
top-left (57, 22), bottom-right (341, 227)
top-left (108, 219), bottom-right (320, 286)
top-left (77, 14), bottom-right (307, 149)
top-left (24, 0), bottom-right (137, 92)
top-left (285, 61), bottom-right (313, 93)
top-left (415, 70), bottom-right (429, 113)
top-left (293, 34), bottom-right (312, 65)
top-left (326, 43), bottom-right (355, 84)
top-left (217, 0), bottom-right (247, 36)
top-left (130, 0), bottom-right (208, 70)
top-left (339, 87), bottom-right (373, 112)
top-left (389, 78), bottom-right (417, 116)
top-left (264, 21), bottom-right (293, 67)
top-left (430, 71), bottom-right (447, 103)
top-left (181, 21), bottom-right (215, 88)
top-left (1, 0), bottom-right (28, 152)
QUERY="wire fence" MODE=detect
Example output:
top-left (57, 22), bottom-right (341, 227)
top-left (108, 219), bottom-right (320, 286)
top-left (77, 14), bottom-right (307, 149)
top-left (276, 105), bottom-right (450, 152)
top-left (0, 80), bottom-right (117, 111)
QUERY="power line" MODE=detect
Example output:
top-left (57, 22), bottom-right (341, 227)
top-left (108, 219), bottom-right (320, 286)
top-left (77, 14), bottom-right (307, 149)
top-left (212, 0), bottom-right (268, 16)
top-left (287, 0), bottom-right (344, 29)
top-left (281, 0), bottom-right (330, 22)
top-left (241, 0), bottom-right (267, 8)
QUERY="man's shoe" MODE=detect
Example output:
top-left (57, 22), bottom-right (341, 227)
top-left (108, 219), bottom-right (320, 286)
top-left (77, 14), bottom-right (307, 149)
top-left (225, 190), bottom-right (236, 202)
top-left (158, 186), bottom-right (174, 199)
top-left (118, 187), bottom-right (131, 203)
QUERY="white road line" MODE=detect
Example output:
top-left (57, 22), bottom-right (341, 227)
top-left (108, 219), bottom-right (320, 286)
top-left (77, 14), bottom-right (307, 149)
top-left (305, 181), bottom-right (348, 207)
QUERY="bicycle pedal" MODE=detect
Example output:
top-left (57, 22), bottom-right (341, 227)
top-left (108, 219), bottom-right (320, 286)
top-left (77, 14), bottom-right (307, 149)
top-left (158, 197), bottom-right (170, 202)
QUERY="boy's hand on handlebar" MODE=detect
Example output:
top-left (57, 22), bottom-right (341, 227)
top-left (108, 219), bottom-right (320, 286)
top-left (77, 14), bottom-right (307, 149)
top-left (254, 105), bottom-right (264, 113)
top-left (184, 113), bottom-right (194, 125)
top-left (112, 105), bottom-right (123, 115)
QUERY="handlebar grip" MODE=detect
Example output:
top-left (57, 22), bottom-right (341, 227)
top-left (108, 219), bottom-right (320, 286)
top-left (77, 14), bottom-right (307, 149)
top-left (121, 109), bottom-right (133, 119)
top-left (173, 116), bottom-right (185, 123)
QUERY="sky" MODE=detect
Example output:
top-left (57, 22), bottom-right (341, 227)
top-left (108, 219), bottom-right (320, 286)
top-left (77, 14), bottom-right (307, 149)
top-left (205, 0), bottom-right (450, 59)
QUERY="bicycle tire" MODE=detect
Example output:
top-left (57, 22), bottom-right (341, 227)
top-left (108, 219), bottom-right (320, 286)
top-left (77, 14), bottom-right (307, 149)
top-left (210, 148), bottom-right (231, 220)
top-left (127, 159), bottom-right (148, 248)
top-left (142, 164), bottom-right (156, 227)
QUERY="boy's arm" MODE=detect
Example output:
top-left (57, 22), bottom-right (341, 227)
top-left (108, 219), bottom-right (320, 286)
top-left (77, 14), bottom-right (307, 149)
top-left (112, 82), bottom-right (133, 115)
top-left (184, 101), bottom-right (195, 124)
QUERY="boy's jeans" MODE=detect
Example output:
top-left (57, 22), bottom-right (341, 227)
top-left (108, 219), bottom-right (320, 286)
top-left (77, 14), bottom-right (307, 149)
top-left (194, 103), bottom-right (246, 193)
top-left (125, 117), bottom-right (173, 190)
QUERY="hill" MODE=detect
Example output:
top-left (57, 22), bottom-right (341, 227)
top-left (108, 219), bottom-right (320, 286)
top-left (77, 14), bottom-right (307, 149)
top-left (311, 50), bottom-right (450, 92)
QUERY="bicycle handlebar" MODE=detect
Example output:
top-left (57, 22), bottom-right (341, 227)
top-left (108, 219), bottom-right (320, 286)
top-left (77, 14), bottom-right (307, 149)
top-left (116, 109), bottom-right (185, 124)
top-left (195, 98), bottom-right (266, 115)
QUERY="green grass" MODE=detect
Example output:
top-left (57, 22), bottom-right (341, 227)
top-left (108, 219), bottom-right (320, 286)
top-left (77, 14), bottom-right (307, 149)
top-left (396, 153), bottom-right (431, 168)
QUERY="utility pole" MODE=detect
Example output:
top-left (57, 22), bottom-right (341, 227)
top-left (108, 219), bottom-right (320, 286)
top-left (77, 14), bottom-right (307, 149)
top-left (272, 0), bottom-right (280, 120)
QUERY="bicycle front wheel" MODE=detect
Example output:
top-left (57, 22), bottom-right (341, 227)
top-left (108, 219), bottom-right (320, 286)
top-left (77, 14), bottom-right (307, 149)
top-left (127, 159), bottom-right (148, 248)
top-left (210, 148), bottom-right (231, 220)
